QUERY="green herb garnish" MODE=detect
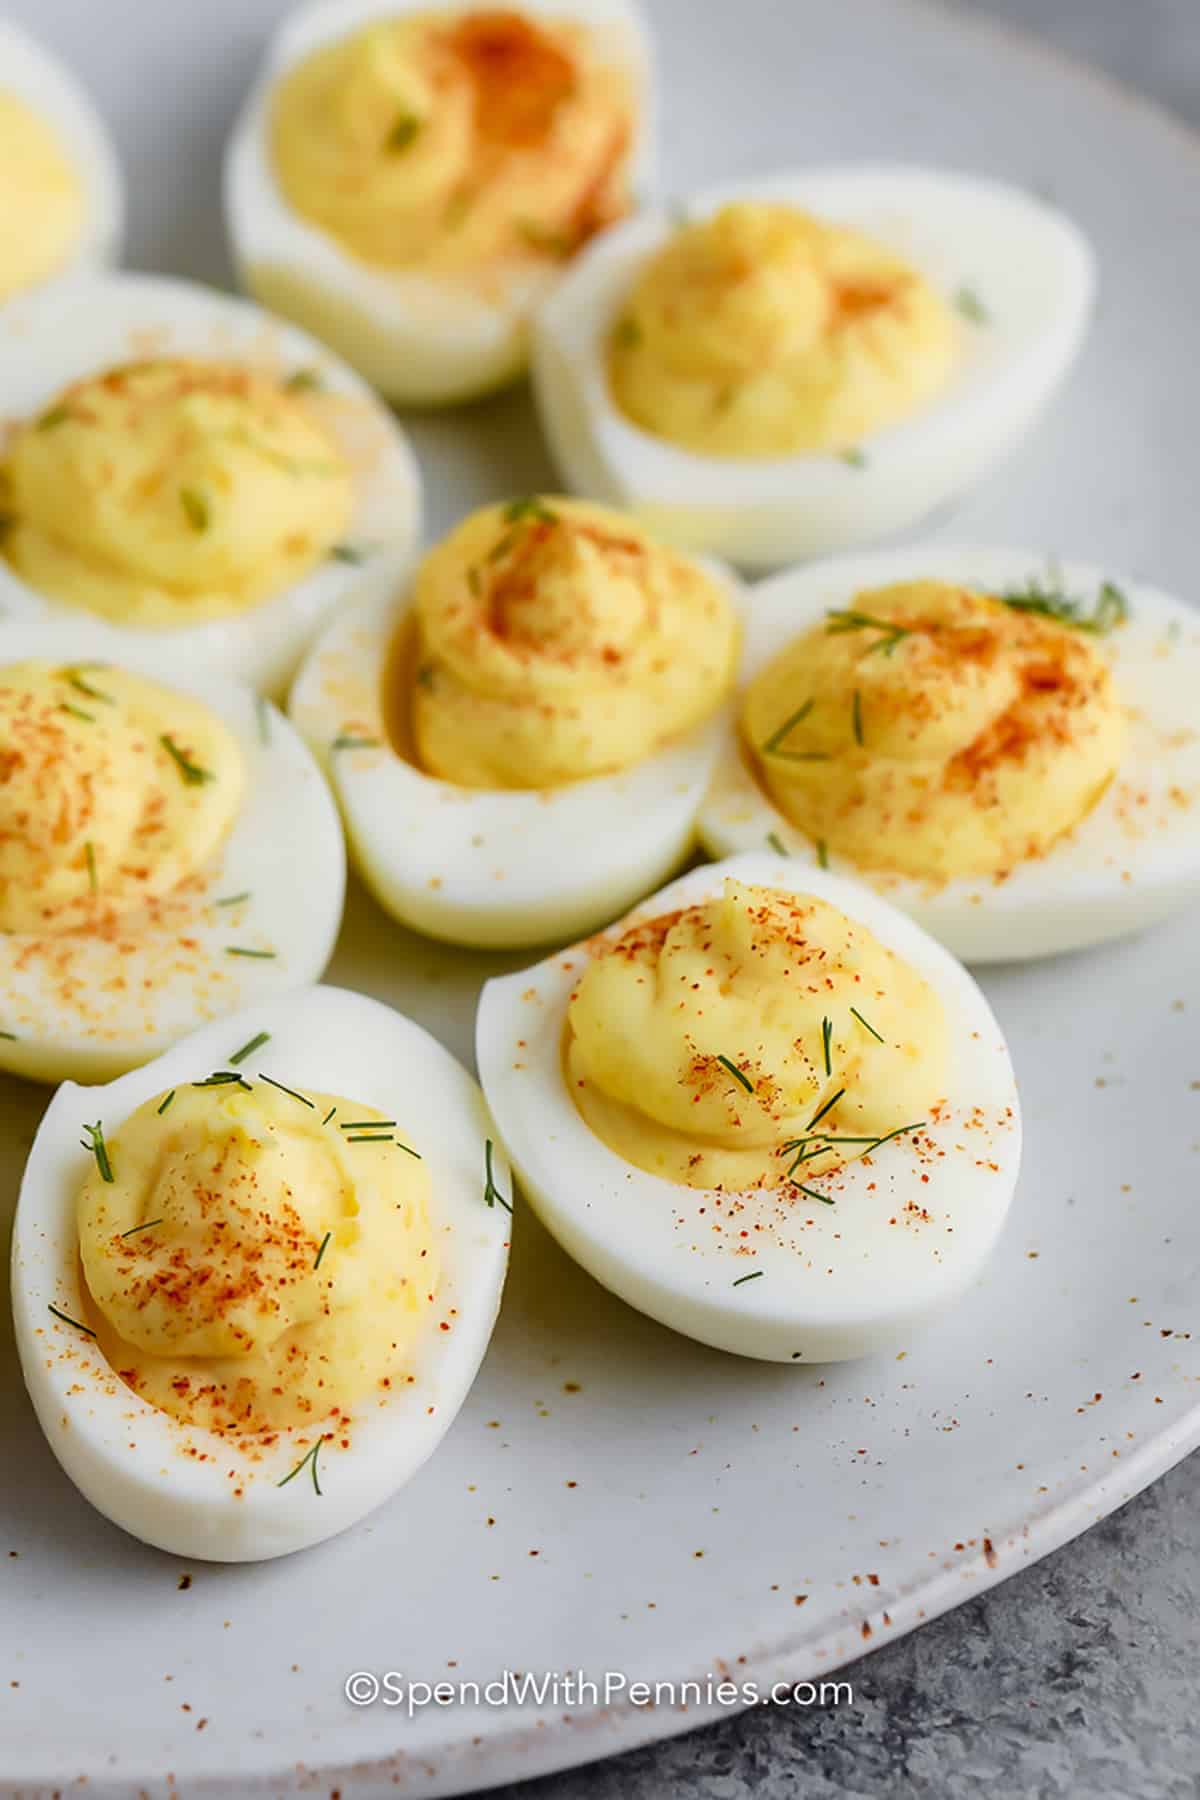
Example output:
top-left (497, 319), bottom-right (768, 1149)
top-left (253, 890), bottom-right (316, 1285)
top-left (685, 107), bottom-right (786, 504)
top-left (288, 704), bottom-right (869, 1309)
top-left (795, 1181), bottom-right (835, 1206)
top-left (955, 286), bottom-right (989, 325)
top-left (732, 1269), bottom-right (763, 1287)
top-left (821, 1016), bottom-right (833, 1078)
top-left (717, 1053), bottom-right (754, 1095)
top-left (815, 839), bottom-right (830, 869)
top-left (330, 734), bottom-right (381, 752)
top-left (84, 842), bottom-right (98, 896)
top-left (385, 113), bottom-right (422, 155)
top-left (840, 447), bottom-right (867, 469)
top-left (47, 1303), bottom-right (95, 1337)
top-left (504, 496), bottom-right (559, 527)
top-left (852, 689), bottom-right (864, 746)
top-left (330, 543), bottom-right (367, 565)
top-left (850, 1006), bottom-right (885, 1044)
top-left (215, 891), bottom-right (251, 909)
top-left (60, 702), bottom-right (94, 723)
top-left (157, 1090), bottom-right (176, 1115)
top-left (999, 574), bottom-right (1129, 636)
top-left (321, 1106), bottom-right (336, 1127)
top-left (36, 405), bottom-right (71, 431)
top-left (180, 487), bottom-right (210, 532)
top-left (160, 734), bottom-right (214, 786)
top-left (192, 1070), bottom-right (252, 1090)
top-left (806, 1088), bottom-right (845, 1132)
top-left (225, 946), bottom-right (276, 959)
top-left (229, 1030), bottom-right (270, 1067)
top-left (67, 670), bottom-right (114, 706)
top-left (825, 609), bottom-right (912, 657)
top-left (767, 831), bottom-right (789, 855)
top-left (120, 1219), bottom-right (164, 1238)
top-left (339, 1119), bottom-right (397, 1131)
top-left (257, 1072), bottom-right (313, 1108)
top-left (483, 1138), bottom-right (512, 1214)
top-left (284, 368), bottom-right (321, 393)
top-left (81, 1120), bottom-right (114, 1183)
top-left (314, 1232), bottom-right (332, 1271)
top-left (613, 315), bottom-right (642, 350)
top-left (277, 1436), bottom-right (325, 1495)
top-left (762, 698), bottom-right (827, 762)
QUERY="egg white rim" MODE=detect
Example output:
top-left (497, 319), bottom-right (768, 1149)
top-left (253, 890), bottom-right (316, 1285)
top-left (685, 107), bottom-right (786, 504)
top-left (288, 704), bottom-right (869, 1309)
top-left (0, 271), bottom-right (422, 692)
top-left (0, 19), bottom-right (124, 296)
top-left (10, 983), bottom-right (512, 1561)
top-left (531, 162), bottom-right (1095, 509)
top-left (224, 0), bottom-right (658, 345)
top-left (477, 851), bottom-right (1021, 1356)
top-left (0, 615), bottom-right (346, 1077)
top-left (698, 544), bottom-right (1200, 961)
top-left (287, 549), bottom-right (745, 948)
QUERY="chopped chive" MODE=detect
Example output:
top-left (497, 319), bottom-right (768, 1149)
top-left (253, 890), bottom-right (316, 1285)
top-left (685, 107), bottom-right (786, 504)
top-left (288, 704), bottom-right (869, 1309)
top-left (483, 1138), bottom-right (512, 1213)
top-left (821, 1016), bottom-right (833, 1078)
top-left (613, 314), bottom-right (642, 350)
top-left (716, 1053), bottom-right (754, 1095)
top-left (277, 1436), bottom-right (325, 1495)
top-left (225, 946), bottom-right (276, 959)
top-left (229, 1030), bottom-right (270, 1067)
top-left (60, 702), bottom-right (94, 723)
top-left (345, 1134), bottom-right (398, 1143)
top-left (256, 695), bottom-right (271, 746)
top-left (852, 689), bottom-right (864, 746)
top-left (732, 1269), bottom-right (763, 1287)
top-left (330, 734), bottom-right (381, 752)
top-left (503, 496), bottom-right (558, 527)
top-left (815, 839), bottom-right (830, 869)
top-left (339, 1119), bottom-right (398, 1131)
top-left (180, 487), bottom-right (210, 532)
top-left (766, 830), bottom-right (788, 855)
top-left (284, 368), bottom-right (321, 392)
top-left (215, 891), bottom-right (251, 908)
top-left (157, 1090), bottom-right (176, 1115)
top-left (47, 1303), bottom-right (95, 1336)
top-left (395, 1140), bottom-right (422, 1160)
top-left (321, 1105), bottom-right (336, 1126)
top-left (806, 1088), bottom-right (845, 1132)
top-left (160, 734), bottom-right (214, 786)
top-left (314, 1231), bottom-right (332, 1271)
top-left (840, 447), bottom-right (867, 469)
top-left (850, 1006), bottom-right (885, 1044)
top-left (330, 543), bottom-right (367, 565)
top-left (385, 113), bottom-right (421, 154)
top-left (762, 697), bottom-right (815, 758)
top-left (192, 1070), bottom-right (252, 1090)
top-left (795, 1182), bottom-right (835, 1206)
top-left (81, 1121), bottom-right (114, 1183)
top-left (37, 404), bottom-right (71, 431)
top-left (955, 286), bottom-right (989, 325)
top-left (84, 841), bottom-right (97, 896)
top-left (120, 1218), bottom-right (164, 1238)
top-left (0, 1030), bottom-right (16, 1041)
top-left (257, 1072), bottom-right (313, 1108)
top-left (865, 1119), bottom-right (926, 1153)
top-left (67, 670), bottom-right (114, 706)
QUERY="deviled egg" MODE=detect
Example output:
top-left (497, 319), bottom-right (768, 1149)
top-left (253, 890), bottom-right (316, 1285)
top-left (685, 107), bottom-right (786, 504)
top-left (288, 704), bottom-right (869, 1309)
top-left (12, 984), bottom-right (510, 1560)
top-left (225, 0), bottom-right (655, 406)
top-left (700, 546), bottom-right (1200, 963)
top-left (532, 166), bottom-right (1095, 567)
top-left (289, 496), bottom-right (741, 948)
top-left (0, 20), bottom-right (123, 303)
top-left (0, 619), bottom-right (344, 1084)
top-left (0, 273), bottom-right (421, 694)
top-left (478, 854), bottom-right (1020, 1362)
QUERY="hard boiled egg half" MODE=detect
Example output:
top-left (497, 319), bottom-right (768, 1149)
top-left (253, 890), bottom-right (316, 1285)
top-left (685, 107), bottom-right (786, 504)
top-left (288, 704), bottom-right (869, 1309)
top-left (225, 0), bottom-right (655, 406)
top-left (12, 985), bottom-right (510, 1561)
top-left (0, 20), bottom-right (123, 304)
top-left (0, 618), bottom-right (343, 1085)
top-left (532, 165), bottom-right (1095, 568)
top-left (289, 496), bottom-right (742, 949)
top-left (700, 545), bottom-right (1200, 963)
top-left (478, 853), bottom-right (1020, 1362)
top-left (0, 273), bottom-right (421, 695)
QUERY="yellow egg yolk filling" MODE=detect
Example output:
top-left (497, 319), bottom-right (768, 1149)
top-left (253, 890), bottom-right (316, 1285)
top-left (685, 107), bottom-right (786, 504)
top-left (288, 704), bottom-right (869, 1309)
top-left (609, 201), bottom-right (959, 459)
top-left (0, 660), bottom-right (242, 936)
top-left (743, 580), bottom-right (1125, 882)
top-left (0, 92), bottom-right (84, 298)
top-left (404, 497), bottom-right (740, 788)
top-left (566, 878), bottom-right (945, 1192)
top-left (0, 359), bottom-right (354, 628)
top-left (77, 1083), bottom-right (437, 1435)
top-left (271, 8), bottom-right (636, 285)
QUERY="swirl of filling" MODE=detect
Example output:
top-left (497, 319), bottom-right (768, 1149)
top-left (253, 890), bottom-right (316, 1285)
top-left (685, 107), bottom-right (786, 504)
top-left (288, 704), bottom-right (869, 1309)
top-left (78, 1083), bottom-right (436, 1434)
top-left (0, 359), bottom-right (354, 627)
top-left (566, 878), bottom-right (946, 1191)
top-left (0, 660), bottom-right (242, 935)
top-left (407, 498), bottom-right (739, 788)
top-left (742, 580), bottom-right (1125, 880)
top-left (609, 201), bottom-right (959, 458)
top-left (271, 9), bottom-right (637, 283)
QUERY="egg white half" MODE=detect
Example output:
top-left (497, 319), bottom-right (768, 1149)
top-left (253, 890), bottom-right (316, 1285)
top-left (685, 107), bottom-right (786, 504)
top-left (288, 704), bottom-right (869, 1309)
top-left (531, 164), bottom-right (1095, 569)
top-left (288, 557), bottom-right (741, 949)
top-left (224, 0), bottom-right (657, 406)
top-left (0, 617), bottom-right (345, 1084)
top-left (478, 853), bottom-right (1020, 1363)
top-left (700, 545), bottom-right (1200, 964)
top-left (0, 272), bottom-right (421, 695)
top-left (0, 20), bottom-right (124, 300)
top-left (11, 984), bottom-right (511, 1561)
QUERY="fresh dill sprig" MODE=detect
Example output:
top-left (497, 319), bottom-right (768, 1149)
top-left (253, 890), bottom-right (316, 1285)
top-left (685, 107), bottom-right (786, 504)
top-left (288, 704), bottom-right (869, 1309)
top-left (47, 1303), bottom-right (95, 1337)
top-left (229, 1030), bottom-right (270, 1067)
top-left (160, 734), bottom-right (214, 786)
top-left (277, 1436), bottom-right (325, 1495)
top-left (850, 1006), bottom-right (885, 1044)
top-left (821, 1016), bottom-right (833, 1078)
top-left (732, 1269), bottom-right (763, 1287)
top-left (825, 610), bottom-right (913, 657)
top-left (81, 1121), bottom-right (114, 1183)
top-left (998, 574), bottom-right (1129, 636)
top-left (716, 1053), bottom-right (754, 1095)
top-left (483, 1138), bottom-right (512, 1213)
top-left (257, 1072), bottom-right (313, 1108)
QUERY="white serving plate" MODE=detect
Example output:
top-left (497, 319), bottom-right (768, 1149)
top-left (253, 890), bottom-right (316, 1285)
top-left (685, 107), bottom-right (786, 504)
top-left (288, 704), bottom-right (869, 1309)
top-left (2, 0), bottom-right (1200, 1794)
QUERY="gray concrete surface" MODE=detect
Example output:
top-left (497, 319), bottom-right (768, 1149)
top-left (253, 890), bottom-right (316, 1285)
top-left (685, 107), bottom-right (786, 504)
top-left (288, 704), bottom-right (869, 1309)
top-left (492, 4), bottom-right (1200, 1793)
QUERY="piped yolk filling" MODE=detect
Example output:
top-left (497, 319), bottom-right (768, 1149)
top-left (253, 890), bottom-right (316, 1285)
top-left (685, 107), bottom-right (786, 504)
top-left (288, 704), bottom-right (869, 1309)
top-left (399, 496), bottom-right (739, 789)
top-left (609, 201), bottom-right (959, 458)
top-left (0, 661), bottom-right (242, 936)
top-left (566, 878), bottom-right (946, 1192)
top-left (271, 9), bottom-right (637, 285)
top-left (77, 1083), bottom-right (437, 1434)
top-left (742, 580), bottom-right (1125, 881)
top-left (0, 91), bottom-right (84, 298)
top-left (0, 359), bottom-right (354, 627)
